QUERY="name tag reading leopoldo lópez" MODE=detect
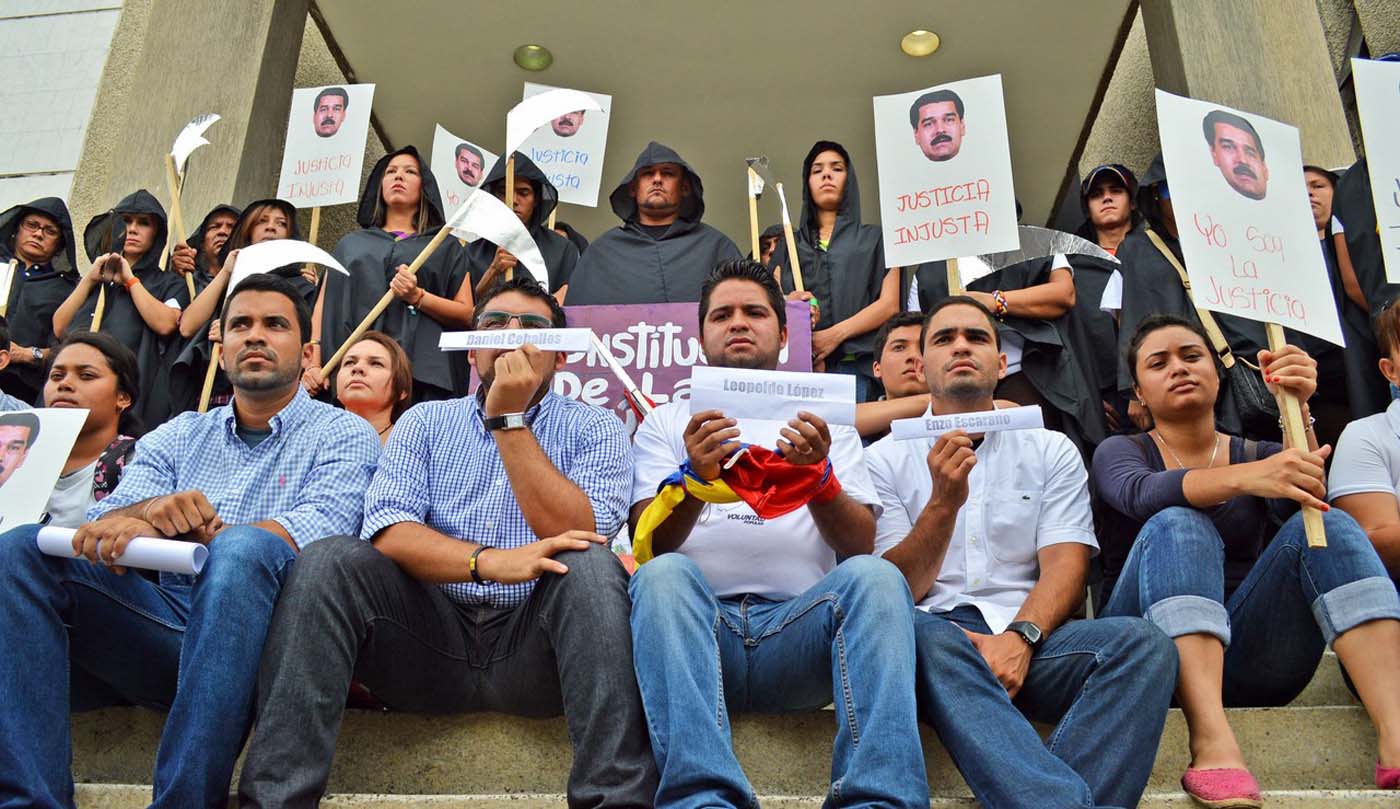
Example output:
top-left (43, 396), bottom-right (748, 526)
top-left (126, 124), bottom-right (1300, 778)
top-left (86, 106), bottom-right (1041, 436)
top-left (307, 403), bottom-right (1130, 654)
top-left (439, 328), bottom-right (594, 353)
top-left (688, 366), bottom-right (856, 426)
top-left (890, 405), bottom-right (1043, 441)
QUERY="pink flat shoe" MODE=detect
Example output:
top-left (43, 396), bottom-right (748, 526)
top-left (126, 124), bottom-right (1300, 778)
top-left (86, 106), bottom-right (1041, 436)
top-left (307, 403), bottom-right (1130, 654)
top-left (1378, 762), bottom-right (1400, 789)
top-left (1181, 767), bottom-right (1262, 809)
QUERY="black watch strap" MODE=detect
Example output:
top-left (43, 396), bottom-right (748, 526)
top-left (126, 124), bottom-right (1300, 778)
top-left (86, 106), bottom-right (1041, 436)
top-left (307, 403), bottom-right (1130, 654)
top-left (1006, 620), bottom-right (1043, 650)
top-left (483, 412), bottom-right (527, 432)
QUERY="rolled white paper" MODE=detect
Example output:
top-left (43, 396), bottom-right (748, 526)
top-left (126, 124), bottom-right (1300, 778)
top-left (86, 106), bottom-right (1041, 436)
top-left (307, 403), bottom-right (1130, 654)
top-left (36, 526), bottom-right (208, 575)
top-left (439, 328), bottom-right (593, 353)
top-left (890, 405), bottom-right (1044, 441)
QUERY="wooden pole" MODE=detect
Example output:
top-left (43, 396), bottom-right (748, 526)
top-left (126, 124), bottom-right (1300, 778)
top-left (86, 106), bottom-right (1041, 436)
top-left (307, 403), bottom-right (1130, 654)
top-left (547, 208), bottom-right (557, 231)
top-left (504, 156), bottom-right (516, 282)
top-left (746, 168), bottom-right (761, 260)
top-left (91, 285), bottom-right (107, 332)
top-left (197, 344), bottom-right (220, 413)
top-left (319, 224), bottom-right (454, 380)
top-left (0, 259), bottom-right (16, 318)
top-left (1264, 322), bottom-right (1326, 547)
top-left (163, 154), bottom-right (196, 300)
top-left (304, 206), bottom-right (322, 284)
top-left (946, 257), bottom-right (964, 296)
top-left (776, 182), bottom-right (804, 292)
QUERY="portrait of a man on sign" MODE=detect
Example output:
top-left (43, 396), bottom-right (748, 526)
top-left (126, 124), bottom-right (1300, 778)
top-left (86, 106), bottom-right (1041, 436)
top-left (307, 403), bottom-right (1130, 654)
top-left (312, 86), bottom-right (349, 139)
top-left (455, 142), bottom-right (485, 186)
top-left (551, 110), bottom-right (586, 138)
top-left (0, 411), bottom-right (38, 489)
top-left (909, 88), bottom-right (966, 162)
top-left (1203, 109), bottom-right (1269, 200)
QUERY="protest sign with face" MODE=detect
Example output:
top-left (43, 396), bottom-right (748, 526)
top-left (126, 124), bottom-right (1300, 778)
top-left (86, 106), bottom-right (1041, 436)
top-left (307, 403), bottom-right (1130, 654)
top-left (430, 124), bottom-right (501, 215)
top-left (872, 74), bottom-right (1020, 269)
top-left (0, 408), bottom-right (87, 530)
top-left (277, 84), bottom-right (375, 208)
top-left (1351, 58), bottom-right (1400, 283)
top-left (1156, 90), bottom-right (1343, 346)
top-left (519, 83), bottom-right (612, 207)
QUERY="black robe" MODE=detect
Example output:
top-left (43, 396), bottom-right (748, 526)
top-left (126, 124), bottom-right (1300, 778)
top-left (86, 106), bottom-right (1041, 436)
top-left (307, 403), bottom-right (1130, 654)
top-left (187, 203), bottom-right (242, 293)
top-left (0, 197), bottom-right (78, 403)
top-left (320, 146), bottom-right (470, 399)
top-left (466, 152), bottom-right (578, 294)
top-left (769, 140), bottom-right (888, 380)
top-left (1330, 158), bottom-right (1392, 416)
top-left (565, 141), bottom-right (741, 304)
top-left (75, 189), bottom-right (188, 429)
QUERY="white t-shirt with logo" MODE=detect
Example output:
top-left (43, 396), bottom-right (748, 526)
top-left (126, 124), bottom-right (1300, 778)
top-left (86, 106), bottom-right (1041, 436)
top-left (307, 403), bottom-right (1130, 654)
top-left (630, 400), bottom-right (880, 600)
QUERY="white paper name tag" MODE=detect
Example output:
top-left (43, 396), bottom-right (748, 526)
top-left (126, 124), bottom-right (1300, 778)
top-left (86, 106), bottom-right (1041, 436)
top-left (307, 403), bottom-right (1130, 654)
top-left (890, 405), bottom-right (1043, 441)
top-left (439, 328), bottom-right (593, 353)
top-left (688, 366), bottom-right (856, 426)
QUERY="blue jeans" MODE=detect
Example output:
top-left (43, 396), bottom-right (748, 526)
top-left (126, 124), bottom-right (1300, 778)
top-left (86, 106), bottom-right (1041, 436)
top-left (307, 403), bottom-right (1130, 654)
top-left (0, 523), bottom-right (297, 809)
top-left (1103, 506), bottom-right (1400, 706)
top-left (915, 606), bottom-right (1175, 809)
top-left (629, 553), bottom-right (928, 808)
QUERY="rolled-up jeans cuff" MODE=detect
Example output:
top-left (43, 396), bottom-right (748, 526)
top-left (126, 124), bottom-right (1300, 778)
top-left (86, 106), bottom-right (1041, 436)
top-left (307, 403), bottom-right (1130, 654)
top-left (1312, 576), bottom-right (1400, 644)
top-left (1144, 594), bottom-right (1230, 645)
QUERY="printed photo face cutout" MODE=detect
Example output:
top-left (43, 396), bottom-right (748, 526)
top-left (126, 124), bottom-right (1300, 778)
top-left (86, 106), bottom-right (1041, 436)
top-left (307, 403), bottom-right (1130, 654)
top-left (551, 110), bottom-right (586, 138)
top-left (910, 89), bottom-right (967, 163)
top-left (1203, 110), bottom-right (1269, 201)
top-left (313, 87), bottom-right (349, 139)
top-left (455, 142), bottom-right (486, 186)
top-left (0, 416), bottom-right (37, 488)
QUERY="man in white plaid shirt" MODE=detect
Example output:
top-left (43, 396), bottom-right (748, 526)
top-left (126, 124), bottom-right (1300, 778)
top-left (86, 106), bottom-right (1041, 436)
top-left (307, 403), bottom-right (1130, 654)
top-left (240, 276), bottom-right (657, 808)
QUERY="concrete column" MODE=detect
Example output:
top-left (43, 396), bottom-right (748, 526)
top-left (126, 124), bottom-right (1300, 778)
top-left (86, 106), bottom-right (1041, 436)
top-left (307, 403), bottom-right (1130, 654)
top-left (1140, 0), bottom-right (1355, 166)
top-left (69, 0), bottom-right (309, 246)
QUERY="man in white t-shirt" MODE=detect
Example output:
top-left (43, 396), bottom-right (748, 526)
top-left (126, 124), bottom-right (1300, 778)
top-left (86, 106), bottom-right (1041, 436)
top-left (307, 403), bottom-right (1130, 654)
top-left (628, 259), bottom-right (928, 807)
top-left (865, 296), bottom-right (1176, 809)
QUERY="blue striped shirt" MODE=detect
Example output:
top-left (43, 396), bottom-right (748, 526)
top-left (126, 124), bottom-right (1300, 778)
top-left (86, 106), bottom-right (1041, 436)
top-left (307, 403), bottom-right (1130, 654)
top-left (89, 386), bottom-right (380, 551)
top-left (361, 392), bottom-right (632, 608)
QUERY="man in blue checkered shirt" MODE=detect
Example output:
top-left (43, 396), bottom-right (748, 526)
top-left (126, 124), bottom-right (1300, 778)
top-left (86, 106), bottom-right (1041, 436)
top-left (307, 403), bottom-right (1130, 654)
top-left (0, 273), bottom-right (380, 809)
top-left (240, 276), bottom-right (657, 808)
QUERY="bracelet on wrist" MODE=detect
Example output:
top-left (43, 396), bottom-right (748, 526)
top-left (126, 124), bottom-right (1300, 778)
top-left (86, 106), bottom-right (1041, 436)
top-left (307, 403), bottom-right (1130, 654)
top-left (124, 276), bottom-right (141, 290)
top-left (991, 290), bottom-right (1009, 319)
top-left (469, 545), bottom-right (490, 584)
top-left (1277, 413), bottom-right (1317, 432)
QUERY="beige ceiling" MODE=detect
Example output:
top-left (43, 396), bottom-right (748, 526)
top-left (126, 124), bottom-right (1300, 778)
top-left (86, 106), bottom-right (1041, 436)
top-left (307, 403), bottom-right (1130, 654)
top-left (318, 0), bottom-right (1132, 248)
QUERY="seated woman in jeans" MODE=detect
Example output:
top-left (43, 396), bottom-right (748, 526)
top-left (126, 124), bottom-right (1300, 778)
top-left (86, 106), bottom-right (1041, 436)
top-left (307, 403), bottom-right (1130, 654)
top-left (1092, 313), bottom-right (1400, 805)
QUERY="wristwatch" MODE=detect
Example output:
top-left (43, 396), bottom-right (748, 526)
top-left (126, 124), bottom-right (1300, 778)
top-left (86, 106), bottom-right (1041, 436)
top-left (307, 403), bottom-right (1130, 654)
top-left (29, 347), bottom-right (42, 363)
top-left (482, 412), bottom-right (527, 432)
top-left (1006, 620), bottom-right (1043, 650)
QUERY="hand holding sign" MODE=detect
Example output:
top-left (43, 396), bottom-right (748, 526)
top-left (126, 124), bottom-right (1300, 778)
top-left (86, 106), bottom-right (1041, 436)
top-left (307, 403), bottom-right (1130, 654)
top-left (446, 187), bottom-right (548, 286)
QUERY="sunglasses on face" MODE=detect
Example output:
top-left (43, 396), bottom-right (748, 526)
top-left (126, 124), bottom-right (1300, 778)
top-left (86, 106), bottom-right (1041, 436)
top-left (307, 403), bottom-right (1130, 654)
top-left (476, 310), bottom-right (553, 330)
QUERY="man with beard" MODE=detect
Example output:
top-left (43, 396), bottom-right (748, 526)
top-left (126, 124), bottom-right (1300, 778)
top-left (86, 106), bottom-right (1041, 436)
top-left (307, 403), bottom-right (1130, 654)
top-left (565, 141), bottom-right (741, 305)
top-left (239, 276), bottom-right (656, 808)
top-left (910, 88), bottom-right (966, 163)
top-left (312, 86), bottom-right (348, 138)
top-left (1204, 110), bottom-right (1269, 201)
top-left (0, 198), bottom-right (78, 404)
top-left (455, 142), bottom-right (485, 187)
top-left (0, 410), bottom-right (39, 488)
top-left (628, 260), bottom-right (928, 807)
top-left (865, 296), bottom-right (1176, 809)
top-left (551, 110), bottom-right (585, 138)
top-left (0, 273), bottom-right (378, 808)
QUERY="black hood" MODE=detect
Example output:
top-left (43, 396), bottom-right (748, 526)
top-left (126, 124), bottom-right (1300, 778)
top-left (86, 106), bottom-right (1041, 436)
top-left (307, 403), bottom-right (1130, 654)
top-left (608, 141), bottom-right (705, 224)
top-left (0, 196), bottom-right (77, 276)
top-left (218, 198), bottom-right (301, 264)
top-left (188, 203), bottom-right (241, 262)
top-left (82, 189), bottom-right (168, 272)
top-left (798, 140), bottom-right (863, 241)
top-left (356, 146), bottom-right (446, 231)
top-left (554, 220), bottom-right (589, 254)
top-left (482, 152), bottom-right (558, 231)
top-left (1135, 154), bottom-right (1172, 234)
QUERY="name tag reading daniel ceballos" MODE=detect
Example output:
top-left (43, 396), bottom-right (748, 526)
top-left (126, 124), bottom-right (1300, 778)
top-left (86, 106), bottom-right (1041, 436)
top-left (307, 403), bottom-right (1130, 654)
top-left (688, 366), bottom-right (856, 426)
top-left (889, 405), bottom-right (1043, 441)
top-left (439, 328), bottom-right (594, 353)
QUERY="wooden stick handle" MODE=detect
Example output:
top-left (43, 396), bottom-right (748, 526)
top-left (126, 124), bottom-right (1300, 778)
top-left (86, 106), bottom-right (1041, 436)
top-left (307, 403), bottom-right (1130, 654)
top-left (198, 343), bottom-right (221, 413)
top-left (164, 154), bottom-right (195, 299)
top-left (1265, 322), bottom-right (1326, 547)
top-left (319, 224), bottom-right (453, 379)
top-left (0, 259), bottom-right (16, 318)
top-left (504, 156), bottom-right (516, 282)
top-left (776, 182), bottom-right (803, 292)
top-left (747, 168), bottom-right (761, 260)
top-left (92, 285), bottom-right (107, 332)
top-left (305, 206), bottom-right (322, 283)
top-left (947, 257), bottom-right (964, 296)
top-left (546, 208), bottom-right (557, 231)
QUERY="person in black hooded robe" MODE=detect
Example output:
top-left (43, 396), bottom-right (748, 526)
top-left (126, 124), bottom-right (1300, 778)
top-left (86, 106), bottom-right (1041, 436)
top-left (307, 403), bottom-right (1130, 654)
top-left (467, 152), bottom-right (578, 301)
top-left (551, 221), bottom-right (589, 256)
top-left (310, 146), bottom-right (472, 401)
top-left (0, 197), bottom-right (78, 404)
top-left (767, 140), bottom-right (900, 401)
top-left (565, 141), bottom-right (740, 305)
top-left (169, 204), bottom-right (240, 295)
top-left (160, 199), bottom-right (306, 418)
top-left (54, 190), bottom-right (188, 428)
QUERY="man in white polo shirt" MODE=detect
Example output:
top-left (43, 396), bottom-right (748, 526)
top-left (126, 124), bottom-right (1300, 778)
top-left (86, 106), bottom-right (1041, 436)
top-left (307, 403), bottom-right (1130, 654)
top-left (866, 296), bottom-right (1176, 809)
top-left (629, 259), bottom-right (928, 808)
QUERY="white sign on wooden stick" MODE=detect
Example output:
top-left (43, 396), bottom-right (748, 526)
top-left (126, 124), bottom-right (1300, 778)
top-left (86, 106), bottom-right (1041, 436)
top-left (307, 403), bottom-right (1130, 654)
top-left (1351, 58), bottom-right (1400, 283)
top-left (430, 124), bottom-right (501, 216)
top-left (277, 84), bottom-right (376, 208)
top-left (519, 83), bottom-right (612, 208)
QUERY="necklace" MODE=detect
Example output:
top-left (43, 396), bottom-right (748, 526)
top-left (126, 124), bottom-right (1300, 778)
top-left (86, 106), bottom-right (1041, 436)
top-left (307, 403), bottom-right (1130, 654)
top-left (1153, 430), bottom-right (1220, 469)
top-left (376, 422), bottom-right (393, 436)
